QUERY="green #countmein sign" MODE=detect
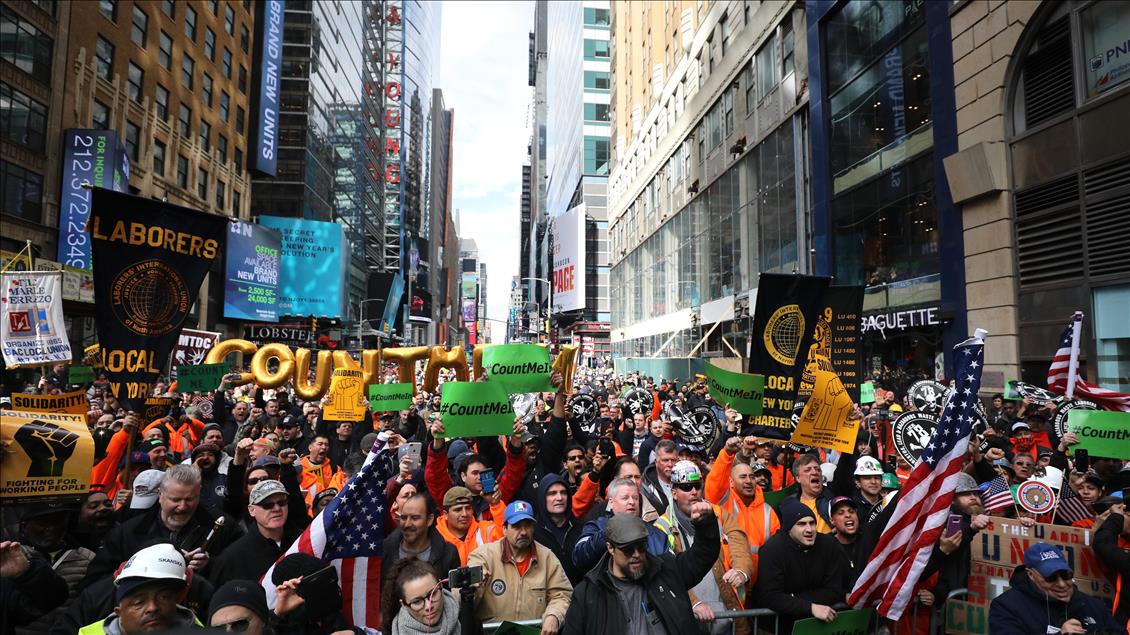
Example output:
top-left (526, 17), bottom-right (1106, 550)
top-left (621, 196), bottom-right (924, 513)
top-left (68, 365), bottom-right (95, 384)
top-left (369, 383), bottom-right (414, 412)
top-left (1067, 409), bottom-right (1130, 460)
top-left (176, 363), bottom-right (229, 393)
top-left (481, 344), bottom-right (555, 393)
top-left (790, 608), bottom-right (874, 635)
top-left (439, 381), bottom-right (515, 438)
top-left (704, 363), bottom-right (765, 416)
top-left (859, 381), bottom-right (875, 404)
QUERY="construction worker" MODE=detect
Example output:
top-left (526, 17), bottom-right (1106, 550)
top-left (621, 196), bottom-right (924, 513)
top-left (704, 435), bottom-right (780, 587)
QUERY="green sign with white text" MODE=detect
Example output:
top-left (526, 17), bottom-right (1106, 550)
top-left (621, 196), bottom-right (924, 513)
top-left (68, 365), bottom-right (95, 385)
top-left (481, 344), bottom-right (554, 393)
top-left (439, 381), bottom-right (516, 438)
top-left (1067, 410), bottom-right (1130, 459)
top-left (369, 383), bottom-right (414, 412)
top-left (704, 363), bottom-right (765, 416)
top-left (176, 363), bottom-right (228, 393)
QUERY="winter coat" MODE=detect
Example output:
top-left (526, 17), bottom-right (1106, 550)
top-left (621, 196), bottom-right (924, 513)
top-left (0, 553), bottom-right (68, 635)
top-left (750, 530), bottom-right (846, 633)
top-left (639, 462), bottom-right (670, 521)
top-left (51, 567), bottom-right (214, 635)
top-left (1093, 513), bottom-right (1130, 628)
top-left (561, 510), bottom-right (721, 635)
top-left (467, 538), bottom-right (573, 625)
top-left (571, 512), bottom-right (671, 577)
top-left (988, 565), bottom-right (1123, 634)
top-left (532, 473), bottom-right (586, 584)
top-left (209, 523), bottom-right (303, 587)
top-left (14, 544), bottom-right (94, 635)
top-left (516, 416), bottom-right (569, 505)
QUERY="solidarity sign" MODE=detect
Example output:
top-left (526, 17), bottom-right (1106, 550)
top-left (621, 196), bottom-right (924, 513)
top-left (0, 410), bottom-right (94, 504)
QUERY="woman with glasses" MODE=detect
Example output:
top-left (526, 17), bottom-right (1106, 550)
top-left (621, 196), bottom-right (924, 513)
top-left (379, 559), bottom-right (480, 635)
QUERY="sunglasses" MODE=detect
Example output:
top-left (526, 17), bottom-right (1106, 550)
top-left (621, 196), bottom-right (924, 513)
top-left (255, 498), bottom-right (287, 510)
top-left (673, 482), bottom-right (703, 492)
top-left (1043, 571), bottom-right (1072, 584)
top-left (566, 455), bottom-right (585, 461)
top-left (213, 618), bottom-right (251, 632)
top-left (614, 541), bottom-right (648, 555)
top-left (246, 477), bottom-right (267, 486)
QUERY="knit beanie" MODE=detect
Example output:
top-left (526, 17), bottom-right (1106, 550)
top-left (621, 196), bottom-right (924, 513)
top-left (779, 499), bottom-right (816, 532)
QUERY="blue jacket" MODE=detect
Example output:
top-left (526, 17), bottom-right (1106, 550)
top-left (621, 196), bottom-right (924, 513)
top-left (988, 565), bottom-right (1122, 635)
top-left (571, 512), bottom-right (670, 577)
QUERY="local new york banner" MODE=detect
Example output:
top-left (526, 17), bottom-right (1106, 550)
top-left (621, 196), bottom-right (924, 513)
top-left (1, 270), bottom-right (72, 367)
top-left (746, 273), bottom-right (830, 441)
top-left (88, 188), bottom-right (227, 409)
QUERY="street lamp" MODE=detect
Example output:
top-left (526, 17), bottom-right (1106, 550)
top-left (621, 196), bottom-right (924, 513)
top-left (357, 298), bottom-right (386, 349)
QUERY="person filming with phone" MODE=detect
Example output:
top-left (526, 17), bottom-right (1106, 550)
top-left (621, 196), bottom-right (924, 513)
top-left (379, 559), bottom-right (481, 635)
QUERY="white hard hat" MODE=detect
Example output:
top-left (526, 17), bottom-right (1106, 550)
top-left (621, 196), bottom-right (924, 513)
top-left (854, 456), bottom-right (884, 477)
top-left (115, 543), bottom-right (187, 587)
top-left (820, 462), bottom-right (837, 485)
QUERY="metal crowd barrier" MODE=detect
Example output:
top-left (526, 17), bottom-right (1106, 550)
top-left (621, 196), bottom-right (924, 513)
top-left (482, 589), bottom-right (968, 635)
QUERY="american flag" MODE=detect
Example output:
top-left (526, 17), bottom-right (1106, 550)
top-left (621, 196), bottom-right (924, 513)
top-left (1054, 483), bottom-right (1093, 525)
top-left (262, 438), bottom-right (395, 628)
top-left (981, 475), bottom-right (1014, 514)
top-left (1047, 319), bottom-right (1130, 412)
top-left (848, 336), bottom-right (985, 619)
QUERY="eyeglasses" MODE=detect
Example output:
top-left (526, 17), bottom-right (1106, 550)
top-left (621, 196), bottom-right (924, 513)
top-left (404, 581), bottom-right (443, 611)
top-left (673, 482), bottom-right (702, 492)
top-left (213, 618), bottom-right (251, 632)
top-left (256, 498), bottom-right (286, 510)
top-left (614, 541), bottom-right (648, 555)
top-left (1043, 571), bottom-right (1072, 584)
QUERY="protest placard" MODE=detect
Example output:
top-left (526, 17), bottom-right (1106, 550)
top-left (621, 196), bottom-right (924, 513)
top-left (481, 344), bottom-right (555, 393)
top-left (860, 381), bottom-right (875, 404)
top-left (12, 391), bottom-right (89, 415)
top-left (1, 410), bottom-right (94, 504)
top-left (176, 363), bottom-right (229, 393)
top-left (143, 397), bottom-right (174, 421)
top-left (1067, 410), bottom-right (1130, 459)
top-left (791, 367), bottom-right (859, 452)
top-left (704, 363), bottom-right (765, 416)
top-left (68, 365), bottom-right (95, 385)
top-left (324, 369), bottom-right (366, 421)
top-left (791, 608), bottom-right (872, 635)
top-left (439, 381), bottom-right (515, 438)
top-left (369, 383), bottom-right (415, 412)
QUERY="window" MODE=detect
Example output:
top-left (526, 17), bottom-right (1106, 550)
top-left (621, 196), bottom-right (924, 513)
top-left (584, 70), bottom-right (611, 91)
top-left (182, 54), bottom-right (194, 89)
top-left (95, 36), bottom-right (114, 80)
top-left (202, 73), bottom-right (213, 107)
top-left (219, 91), bottom-right (230, 121)
top-left (127, 62), bottom-right (143, 102)
top-left (208, 0), bottom-right (218, 14)
top-left (584, 103), bottom-right (610, 123)
top-left (708, 103), bottom-right (722, 149)
top-left (782, 18), bottom-right (795, 77)
top-left (235, 105), bottom-right (245, 133)
top-left (158, 31), bottom-right (172, 69)
top-left (233, 147), bottom-right (243, 170)
top-left (92, 100), bottom-right (111, 129)
top-left (232, 189), bottom-right (241, 214)
top-left (583, 7), bottom-right (610, 27)
top-left (124, 120), bottom-right (140, 161)
top-left (179, 104), bottom-right (191, 136)
top-left (1, 160), bottom-right (43, 221)
top-left (723, 87), bottom-right (734, 137)
top-left (224, 5), bottom-right (235, 34)
top-left (222, 48), bottom-right (232, 78)
top-left (131, 6), bottom-right (147, 46)
top-left (217, 134), bottom-right (228, 163)
top-left (584, 39), bottom-right (610, 60)
top-left (240, 25), bottom-right (249, 53)
top-left (238, 65), bottom-right (247, 93)
top-left (215, 180), bottom-right (225, 209)
top-left (184, 5), bottom-right (197, 40)
top-left (826, 1), bottom-right (926, 92)
top-left (152, 139), bottom-right (166, 175)
top-left (583, 136), bottom-right (610, 175)
top-left (743, 62), bottom-right (755, 111)
top-left (199, 120), bottom-right (210, 150)
top-left (0, 6), bottom-right (54, 80)
top-left (1081, 2), bottom-right (1130, 98)
top-left (161, 0), bottom-right (174, 18)
top-left (197, 167), bottom-right (208, 199)
top-left (0, 82), bottom-right (47, 150)
top-left (755, 33), bottom-right (780, 100)
top-left (99, 0), bottom-right (116, 21)
top-left (721, 14), bottom-right (732, 57)
top-left (204, 28), bottom-right (215, 60)
top-left (176, 154), bottom-right (189, 188)
top-left (155, 84), bottom-right (169, 120)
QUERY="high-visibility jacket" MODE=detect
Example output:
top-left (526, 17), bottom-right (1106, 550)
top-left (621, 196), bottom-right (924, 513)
top-left (704, 449), bottom-right (780, 586)
top-left (436, 513), bottom-right (503, 565)
top-left (142, 417), bottom-right (205, 457)
top-left (571, 472), bottom-right (599, 519)
top-left (90, 428), bottom-right (131, 501)
top-left (766, 463), bottom-right (795, 491)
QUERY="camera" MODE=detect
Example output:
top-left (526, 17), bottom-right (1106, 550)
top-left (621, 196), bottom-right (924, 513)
top-left (447, 565), bottom-right (483, 588)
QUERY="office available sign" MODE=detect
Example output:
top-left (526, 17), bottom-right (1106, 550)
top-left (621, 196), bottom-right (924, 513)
top-left (223, 221), bottom-right (281, 321)
top-left (253, 0), bottom-right (285, 175)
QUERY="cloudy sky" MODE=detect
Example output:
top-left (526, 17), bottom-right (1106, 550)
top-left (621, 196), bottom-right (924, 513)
top-left (440, 1), bottom-right (533, 340)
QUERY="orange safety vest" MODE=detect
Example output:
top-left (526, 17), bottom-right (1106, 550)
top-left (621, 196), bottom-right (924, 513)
top-left (766, 463), bottom-right (795, 491)
top-left (718, 491), bottom-right (778, 586)
top-left (436, 514), bottom-right (502, 565)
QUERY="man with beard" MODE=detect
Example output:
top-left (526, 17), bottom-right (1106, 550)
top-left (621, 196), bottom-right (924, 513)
top-left (435, 487), bottom-right (501, 565)
top-left (179, 424), bottom-right (231, 475)
top-left (189, 443), bottom-right (227, 517)
top-left (468, 501), bottom-right (572, 633)
top-left (14, 502), bottom-right (95, 633)
top-left (379, 493), bottom-right (459, 585)
top-left (209, 480), bottom-right (301, 587)
top-left (704, 436), bottom-right (779, 587)
top-left (653, 461), bottom-right (752, 635)
top-left (562, 509), bottom-right (721, 634)
top-left (559, 443), bottom-right (587, 496)
top-left (827, 497), bottom-right (862, 589)
top-left (213, 379), bottom-right (250, 443)
top-left (274, 416), bottom-right (309, 455)
top-left (83, 464), bottom-right (237, 585)
top-left (751, 500), bottom-right (845, 632)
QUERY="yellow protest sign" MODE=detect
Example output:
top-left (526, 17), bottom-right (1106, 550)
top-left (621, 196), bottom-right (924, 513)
top-left (792, 366), bottom-right (859, 452)
top-left (12, 391), bottom-right (89, 415)
top-left (1, 410), bottom-right (94, 504)
top-left (323, 368), bottom-right (366, 421)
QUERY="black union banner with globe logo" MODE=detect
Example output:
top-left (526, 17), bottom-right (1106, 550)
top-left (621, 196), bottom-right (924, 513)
top-left (746, 273), bottom-right (831, 441)
top-left (89, 188), bottom-right (228, 410)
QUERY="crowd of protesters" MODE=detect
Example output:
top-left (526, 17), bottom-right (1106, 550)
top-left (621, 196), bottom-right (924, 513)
top-left (0, 359), bottom-right (1127, 635)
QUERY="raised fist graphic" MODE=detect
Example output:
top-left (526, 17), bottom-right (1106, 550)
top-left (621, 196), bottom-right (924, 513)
top-left (13, 421), bottom-right (80, 477)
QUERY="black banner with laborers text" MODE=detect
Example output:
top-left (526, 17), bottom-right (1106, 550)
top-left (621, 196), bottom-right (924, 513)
top-left (89, 188), bottom-right (227, 410)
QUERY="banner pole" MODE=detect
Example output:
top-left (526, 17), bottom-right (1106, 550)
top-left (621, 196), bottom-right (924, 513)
top-left (24, 240), bottom-right (32, 270)
top-left (1066, 312), bottom-right (1083, 399)
top-left (0, 241), bottom-right (31, 274)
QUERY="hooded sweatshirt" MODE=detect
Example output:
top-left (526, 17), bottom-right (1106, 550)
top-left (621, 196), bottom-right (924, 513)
top-left (78, 605), bottom-right (200, 634)
top-left (533, 473), bottom-right (584, 584)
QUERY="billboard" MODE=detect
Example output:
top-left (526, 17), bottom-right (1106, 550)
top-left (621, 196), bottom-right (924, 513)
top-left (253, 0), bottom-right (285, 175)
top-left (57, 129), bottom-right (130, 269)
top-left (223, 220), bottom-right (281, 321)
top-left (409, 288), bottom-right (432, 322)
top-left (258, 216), bottom-right (347, 318)
top-left (551, 205), bottom-right (586, 313)
top-left (378, 274), bottom-right (405, 337)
